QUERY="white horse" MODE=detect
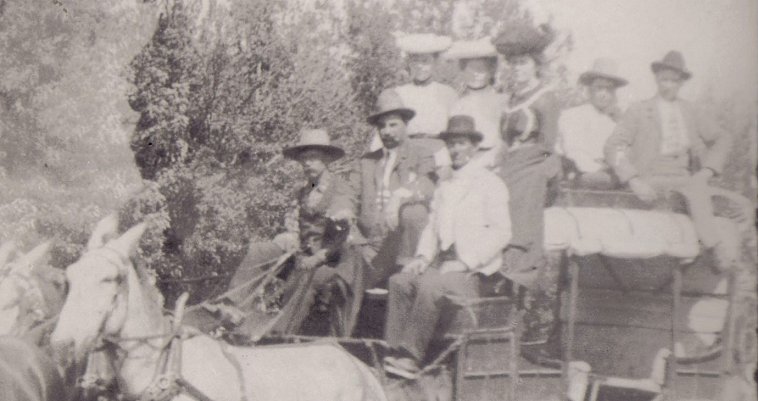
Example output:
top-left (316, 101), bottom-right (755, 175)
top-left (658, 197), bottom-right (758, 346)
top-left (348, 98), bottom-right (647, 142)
top-left (51, 221), bottom-right (387, 401)
top-left (0, 241), bottom-right (65, 337)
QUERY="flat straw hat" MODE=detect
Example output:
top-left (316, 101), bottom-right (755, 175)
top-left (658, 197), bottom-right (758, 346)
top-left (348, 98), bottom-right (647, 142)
top-left (439, 115), bottom-right (483, 142)
top-left (579, 58), bottom-right (628, 87)
top-left (366, 89), bottom-right (416, 126)
top-left (396, 33), bottom-right (452, 55)
top-left (651, 50), bottom-right (691, 80)
top-left (443, 37), bottom-right (497, 60)
top-left (283, 129), bottom-right (345, 161)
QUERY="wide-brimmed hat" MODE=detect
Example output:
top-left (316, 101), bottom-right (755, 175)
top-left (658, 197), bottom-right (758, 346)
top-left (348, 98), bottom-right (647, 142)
top-left (443, 37), bottom-right (497, 61)
top-left (579, 58), bottom-right (628, 87)
top-left (651, 50), bottom-right (691, 80)
top-left (492, 22), bottom-right (554, 58)
top-left (283, 129), bottom-right (345, 161)
top-left (396, 33), bottom-right (452, 55)
top-left (366, 89), bottom-right (416, 126)
top-left (439, 115), bottom-right (483, 142)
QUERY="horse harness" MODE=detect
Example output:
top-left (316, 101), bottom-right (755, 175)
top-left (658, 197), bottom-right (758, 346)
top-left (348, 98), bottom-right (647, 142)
top-left (80, 276), bottom-right (248, 401)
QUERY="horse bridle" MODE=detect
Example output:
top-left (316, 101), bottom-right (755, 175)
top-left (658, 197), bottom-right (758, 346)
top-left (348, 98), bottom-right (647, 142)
top-left (78, 248), bottom-right (244, 401)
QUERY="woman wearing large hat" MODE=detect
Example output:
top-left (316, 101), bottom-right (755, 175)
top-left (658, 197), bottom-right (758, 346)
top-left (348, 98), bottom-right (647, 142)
top-left (446, 37), bottom-right (507, 156)
top-left (225, 129), bottom-right (369, 337)
top-left (491, 22), bottom-right (563, 341)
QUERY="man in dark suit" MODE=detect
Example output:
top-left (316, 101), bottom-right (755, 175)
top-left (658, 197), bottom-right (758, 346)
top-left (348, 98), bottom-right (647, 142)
top-left (350, 89), bottom-right (436, 285)
top-left (604, 50), bottom-right (735, 267)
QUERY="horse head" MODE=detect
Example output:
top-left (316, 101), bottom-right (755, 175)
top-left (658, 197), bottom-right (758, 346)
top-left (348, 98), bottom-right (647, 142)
top-left (0, 241), bottom-right (57, 336)
top-left (51, 221), bottom-right (163, 366)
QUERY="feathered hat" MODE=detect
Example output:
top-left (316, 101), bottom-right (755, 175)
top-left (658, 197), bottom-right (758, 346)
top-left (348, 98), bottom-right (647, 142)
top-left (492, 22), bottom-right (555, 59)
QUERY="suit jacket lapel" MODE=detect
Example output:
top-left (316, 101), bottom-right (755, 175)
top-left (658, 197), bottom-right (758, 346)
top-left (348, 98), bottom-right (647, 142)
top-left (645, 98), bottom-right (663, 149)
top-left (393, 142), bottom-right (411, 185)
top-left (678, 101), bottom-right (699, 146)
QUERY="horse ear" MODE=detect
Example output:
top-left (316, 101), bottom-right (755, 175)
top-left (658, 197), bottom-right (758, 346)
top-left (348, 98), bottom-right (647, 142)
top-left (0, 240), bottom-right (18, 267)
top-left (107, 223), bottom-right (147, 259)
top-left (9, 241), bottom-right (51, 277)
top-left (17, 241), bottom-right (51, 268)
top-left (87, 213), bottom-right (120, 251)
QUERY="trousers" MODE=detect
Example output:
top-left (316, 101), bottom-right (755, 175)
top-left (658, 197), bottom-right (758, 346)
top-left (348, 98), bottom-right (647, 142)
top-left (385, 269), bottom-right (503, 360)
top-left (227, 240), bottom-right (368, 337)
top-left (366, 203), bottom-right (429, 286)
top-left (643, 175), bottom-right (720, 248)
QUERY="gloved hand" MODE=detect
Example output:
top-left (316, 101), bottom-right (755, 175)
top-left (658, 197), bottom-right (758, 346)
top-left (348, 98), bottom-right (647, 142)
top-left (401, 256), bottom-right (429, 275)
top-left (298, 249), bottom-right (329, 271)
top-left (273, 232), bottom-right (299, 253)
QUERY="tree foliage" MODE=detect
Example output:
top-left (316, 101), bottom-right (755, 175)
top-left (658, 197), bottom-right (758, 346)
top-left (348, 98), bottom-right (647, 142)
top-left (0, 0), bottom-right (753, 307)
top-left (0, 0), bottom-right (154, 265)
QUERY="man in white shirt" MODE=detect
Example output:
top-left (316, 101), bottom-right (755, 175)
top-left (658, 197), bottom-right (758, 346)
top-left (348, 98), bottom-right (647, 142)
top-left (369, 33), bottom-right (458, 174)
top-left (557, 58), bottom-right (627, 189)
top-left (382, 115), bottom-right (512, 379)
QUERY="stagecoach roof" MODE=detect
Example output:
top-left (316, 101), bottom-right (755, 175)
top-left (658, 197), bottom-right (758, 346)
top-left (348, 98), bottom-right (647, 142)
top-left (544, 207), bottom-right (735, 259)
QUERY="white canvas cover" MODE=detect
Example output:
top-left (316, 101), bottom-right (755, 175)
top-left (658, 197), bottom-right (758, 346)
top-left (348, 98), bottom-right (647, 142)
top-left (543, 207), bottom-right (736, 259)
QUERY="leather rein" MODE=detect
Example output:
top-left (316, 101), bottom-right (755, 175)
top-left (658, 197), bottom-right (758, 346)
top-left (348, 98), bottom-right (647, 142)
top-left (78, 249), bottom-right (247, 401)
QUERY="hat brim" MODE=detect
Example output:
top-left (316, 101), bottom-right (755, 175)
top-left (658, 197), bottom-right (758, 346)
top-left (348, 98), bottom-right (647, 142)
top-left (366, 108), bottom-right (416, 126)
top-left (651, 62), bottom-right (691, 80)
top-left (438, 130), bottom-right (484, 142)
top-left (579, 72), bottom-right (628, 87)
top-left (283, 144), bottom-right (345, 161)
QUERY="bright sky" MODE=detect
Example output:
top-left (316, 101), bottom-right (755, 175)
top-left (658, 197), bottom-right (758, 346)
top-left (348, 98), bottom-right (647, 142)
top-left (524, 0), bottom-right (758, 106)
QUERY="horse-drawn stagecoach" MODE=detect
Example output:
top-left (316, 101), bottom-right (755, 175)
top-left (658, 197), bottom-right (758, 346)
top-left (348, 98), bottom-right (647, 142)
top-left (0, 185), bottom-right (754, 401)
top-left (182, 186), bottom-right (756, 401)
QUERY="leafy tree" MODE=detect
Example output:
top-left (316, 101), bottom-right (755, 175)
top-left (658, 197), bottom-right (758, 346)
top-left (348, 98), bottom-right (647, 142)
top-left (0, 0), bottom-right (154, 265)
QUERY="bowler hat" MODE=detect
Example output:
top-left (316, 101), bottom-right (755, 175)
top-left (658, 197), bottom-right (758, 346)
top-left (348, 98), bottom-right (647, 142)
top-left (439, 115), bottom-right (483, 142)
top-left (396, 33), bottom-right (452, 55)
top-left (579, 58), bottom-right (628, 87)
top-left (283, 129), bottom-right (345, 161)
top-left (366, 89), bottom-right (416, 126)
top-left (651, 50), bottom-right (691, 80)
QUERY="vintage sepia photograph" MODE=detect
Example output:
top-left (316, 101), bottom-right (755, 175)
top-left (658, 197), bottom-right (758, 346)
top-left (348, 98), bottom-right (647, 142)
top-left (0, 0), bottom-right (756, 400)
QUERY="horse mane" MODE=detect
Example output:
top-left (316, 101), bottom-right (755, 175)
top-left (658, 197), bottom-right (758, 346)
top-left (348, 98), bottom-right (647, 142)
top-left (0, 336), bottom-right (65, 401)
top-left (129, 257), bottom-right (165, 310)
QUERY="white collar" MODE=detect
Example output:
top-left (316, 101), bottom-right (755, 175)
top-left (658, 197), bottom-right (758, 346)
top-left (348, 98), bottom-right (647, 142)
top-left (515, 79), bottom-right (541, 97)
top-left (451, 158), bottom-right (484, 179)
top-left (657, 96), bottom-right (680, 106)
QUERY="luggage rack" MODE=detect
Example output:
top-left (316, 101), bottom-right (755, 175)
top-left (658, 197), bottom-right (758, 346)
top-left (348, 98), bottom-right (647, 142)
top-left (554, 186), bottom-right (688, 212)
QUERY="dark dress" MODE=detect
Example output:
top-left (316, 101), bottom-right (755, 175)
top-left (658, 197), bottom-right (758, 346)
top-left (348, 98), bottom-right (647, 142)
top-left (495, 83), bottom-right (562, 289)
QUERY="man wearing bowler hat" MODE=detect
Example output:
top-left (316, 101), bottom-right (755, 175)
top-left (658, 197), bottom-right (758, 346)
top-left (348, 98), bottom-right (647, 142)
top-left (225, 129), bottom-right (368, 337)
top-left (351, 89), bottom-right (437, 287)
top-left (558, 58), bottom-right (628, 189)
top-left (368, 33), bottom-right (458, 175)
top-left (604, 50), bottom-right (737, 267)
top-left (383, 115), bottom-right (512, 378)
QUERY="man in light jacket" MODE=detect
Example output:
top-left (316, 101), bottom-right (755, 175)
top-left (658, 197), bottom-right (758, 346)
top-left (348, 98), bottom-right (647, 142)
top-left (604, 50), bottom-right (735, 267)
top-left (383, 115), bottom-right (512, 378)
